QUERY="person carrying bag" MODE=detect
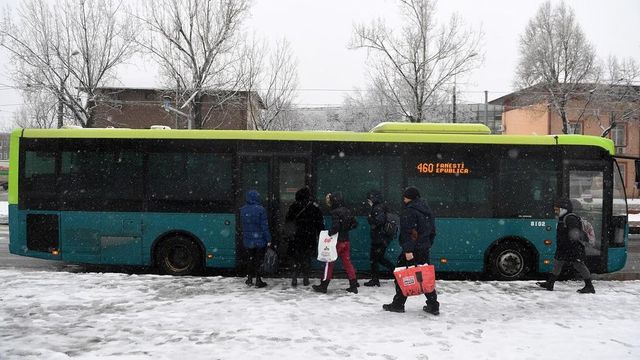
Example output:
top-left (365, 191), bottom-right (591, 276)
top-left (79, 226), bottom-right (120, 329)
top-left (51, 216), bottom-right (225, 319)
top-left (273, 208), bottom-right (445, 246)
top-left (383, 187), bottom-right (439, 315)
top-left (312, 191), bottom-right (360, 294)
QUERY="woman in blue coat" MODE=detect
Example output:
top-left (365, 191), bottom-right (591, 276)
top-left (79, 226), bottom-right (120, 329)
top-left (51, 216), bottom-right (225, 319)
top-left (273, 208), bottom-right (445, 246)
top-left (240, 190), bottom-right (272, 288)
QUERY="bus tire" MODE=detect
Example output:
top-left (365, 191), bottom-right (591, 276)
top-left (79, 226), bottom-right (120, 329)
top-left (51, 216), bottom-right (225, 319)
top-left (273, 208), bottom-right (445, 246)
top-left (155, 235), bottom-right (202, 276)
top-left (487, 241), bottom-right (532, 280)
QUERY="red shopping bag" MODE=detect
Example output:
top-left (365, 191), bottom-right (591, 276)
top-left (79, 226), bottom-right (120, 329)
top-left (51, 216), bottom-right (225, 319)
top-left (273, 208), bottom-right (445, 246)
top-left (393, 264), bottom-right (436, 297)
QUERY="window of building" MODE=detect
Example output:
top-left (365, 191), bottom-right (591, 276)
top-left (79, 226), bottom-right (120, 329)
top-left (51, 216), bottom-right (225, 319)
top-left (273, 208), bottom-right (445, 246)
top-left (568, 122), bottom-right (583, 135)
top-left (611, 123), bottom-right (626, 147)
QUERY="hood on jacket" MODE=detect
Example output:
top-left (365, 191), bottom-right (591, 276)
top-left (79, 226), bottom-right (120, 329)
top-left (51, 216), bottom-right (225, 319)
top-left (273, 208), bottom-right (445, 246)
top-left (245, 190), bottom-right (262, 205)
top-left (295, 187), bottom-right (312, 202)
top-left (406, 197), bottom-right (430, 216)
top-left (554, 197), bottom-right (574, 213)
top-left (329, 191), bottom-right (345, 209)
top-left (367, 190), bottom-right (383, 205)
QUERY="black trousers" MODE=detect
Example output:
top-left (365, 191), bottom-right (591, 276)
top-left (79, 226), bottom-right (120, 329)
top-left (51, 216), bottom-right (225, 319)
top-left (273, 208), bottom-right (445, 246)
top-left (392, 250), bottom-right (438, 307)
top-left (370, 242), bottom-right (395, 279)
top-left (246, 247), bottom-right (266, 278)
top-left (292, 246), bottom-right (314, 279)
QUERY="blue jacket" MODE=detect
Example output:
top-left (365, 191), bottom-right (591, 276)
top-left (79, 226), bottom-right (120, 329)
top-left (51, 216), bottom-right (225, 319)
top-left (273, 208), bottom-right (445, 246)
top-left (240, 190), bottom-right (271, 249)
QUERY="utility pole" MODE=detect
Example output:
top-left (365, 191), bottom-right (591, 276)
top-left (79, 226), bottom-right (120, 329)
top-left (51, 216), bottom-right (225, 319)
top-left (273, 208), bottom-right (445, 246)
top-left (452, 81), bottom-right (456, 123)
top-left (57, 77), bottom-right (65, 128)
top-left (484, 90), bottom-right (489, 130)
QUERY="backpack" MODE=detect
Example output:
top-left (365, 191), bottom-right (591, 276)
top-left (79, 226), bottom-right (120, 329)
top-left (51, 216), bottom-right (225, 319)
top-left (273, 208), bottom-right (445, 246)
top-left (566, 213), bottom-right (596, 247)
top-left (383, 212), bottom-right (400, 238)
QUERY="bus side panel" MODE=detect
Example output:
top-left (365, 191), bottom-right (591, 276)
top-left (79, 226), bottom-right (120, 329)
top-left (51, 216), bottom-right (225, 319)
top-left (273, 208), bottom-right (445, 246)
top-left (60, 212), bottom-right (142, 265)
top-left (142, 213), bottom-right (236, 268)
top-left (432, 218), bottom-right (556, 273)
top-left (327, 217), bottom-right (555, 274)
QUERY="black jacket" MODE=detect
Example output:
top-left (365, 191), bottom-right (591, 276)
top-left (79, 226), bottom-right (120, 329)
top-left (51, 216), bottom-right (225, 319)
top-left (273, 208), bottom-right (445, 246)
top-left (399, 198), bottom-right (436, 254)
top-left (328, 192), bottom-right (357, 242)
top-left (286, 188), bottom-right (324, 251)
top-left (555, 213), bottom-right (586, 261)
top-left (367, 190), bottom-right (390, 245)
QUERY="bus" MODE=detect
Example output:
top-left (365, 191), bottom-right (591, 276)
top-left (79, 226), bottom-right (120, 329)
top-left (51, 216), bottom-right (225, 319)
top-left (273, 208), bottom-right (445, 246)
top-left (7, 123), bottom-right (631, 279)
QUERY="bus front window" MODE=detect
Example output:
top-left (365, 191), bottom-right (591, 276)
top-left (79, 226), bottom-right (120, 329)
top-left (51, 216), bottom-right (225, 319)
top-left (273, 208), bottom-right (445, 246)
top-left (612, 161), bottom-right (628, 247)
top-left (569, 170), bottom-right (603, 256)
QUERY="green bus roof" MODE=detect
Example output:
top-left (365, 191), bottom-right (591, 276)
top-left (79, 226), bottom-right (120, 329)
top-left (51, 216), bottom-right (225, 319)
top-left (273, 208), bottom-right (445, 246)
top-left (15, 123), bottom-right (616, 155)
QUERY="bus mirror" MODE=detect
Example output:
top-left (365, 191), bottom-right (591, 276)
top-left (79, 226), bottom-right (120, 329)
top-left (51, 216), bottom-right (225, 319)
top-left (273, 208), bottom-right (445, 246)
top-left (635, 159), bottom-right (640, 187)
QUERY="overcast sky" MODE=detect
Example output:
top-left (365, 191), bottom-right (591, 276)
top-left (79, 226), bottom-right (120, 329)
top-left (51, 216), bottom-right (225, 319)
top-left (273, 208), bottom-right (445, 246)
top-left (1, 0), bottom-right (639, 128)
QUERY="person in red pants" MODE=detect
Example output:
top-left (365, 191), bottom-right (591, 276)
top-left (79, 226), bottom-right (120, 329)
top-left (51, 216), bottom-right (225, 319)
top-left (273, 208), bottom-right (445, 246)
top-left (313, 191), bottom-right (359, 294)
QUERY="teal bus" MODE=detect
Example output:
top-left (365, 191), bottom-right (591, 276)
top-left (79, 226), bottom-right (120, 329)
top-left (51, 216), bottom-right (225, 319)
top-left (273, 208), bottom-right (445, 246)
top-left (8, 123), bottom-right (631, 279)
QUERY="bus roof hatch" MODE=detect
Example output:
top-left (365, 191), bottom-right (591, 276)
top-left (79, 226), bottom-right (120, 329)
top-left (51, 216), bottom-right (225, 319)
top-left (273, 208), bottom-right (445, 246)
top-left (369, 122), bottom-right (491, 135)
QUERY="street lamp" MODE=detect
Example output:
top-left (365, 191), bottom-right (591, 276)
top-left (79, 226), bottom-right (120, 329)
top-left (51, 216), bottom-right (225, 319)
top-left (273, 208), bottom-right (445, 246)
top-left (161, 90), bottom-right (198, 129)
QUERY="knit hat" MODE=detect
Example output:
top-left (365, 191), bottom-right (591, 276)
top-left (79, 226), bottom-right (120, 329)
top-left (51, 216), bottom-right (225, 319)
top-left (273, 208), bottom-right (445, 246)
top-left (403, 186), bottom-right (420, 200)
top-left (554, 197), bottom-right (573, 212)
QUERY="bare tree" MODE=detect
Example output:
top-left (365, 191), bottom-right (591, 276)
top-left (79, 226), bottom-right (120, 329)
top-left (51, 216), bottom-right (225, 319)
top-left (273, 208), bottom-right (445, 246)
top-left (350, 0), bottom-right (482, 123)
top-left (13, 91), bottom-right (58, 129)
top-left (341, 87), bottom-right (399, 131)
top-left (515, 0), bottom-right (599, 134)
top-left (244, 38), bottom-right (299, 130)
top-left (0, 0), bottom-right (138, 128)
top-left (139, 0), bottom-right (250, 129)
top-left (585, 56), bottom-right (640, 136)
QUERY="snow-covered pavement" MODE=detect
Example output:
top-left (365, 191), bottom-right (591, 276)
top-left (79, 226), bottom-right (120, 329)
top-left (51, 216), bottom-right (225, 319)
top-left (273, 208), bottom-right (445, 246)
top-left (1, 270), bottom-right (639, 359)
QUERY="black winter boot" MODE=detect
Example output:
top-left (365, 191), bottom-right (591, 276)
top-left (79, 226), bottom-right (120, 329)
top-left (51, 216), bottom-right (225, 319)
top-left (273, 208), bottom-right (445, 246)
top-left (423, 303), bottom-right (440, 315)
top-left (245, 276), bottom-right (253, 286)
top-left (291, 277), bottom-right (298, 287)
top-left (255, 277), bottom-right (267, 288)
top-left (382, 303), bottom-right (405, 313)
top-left (364, 278), bottom-right (380, 287)
top-left (313, 280), bottom-right (330, 293)
top-left (303, 277), bottom-right (310, 286)
top-left (346, 279), bottom-right (359, 294)
top-left (577, 279), bottom-right (595, 294)
top-left (536, 275), bottom-right (556, 291)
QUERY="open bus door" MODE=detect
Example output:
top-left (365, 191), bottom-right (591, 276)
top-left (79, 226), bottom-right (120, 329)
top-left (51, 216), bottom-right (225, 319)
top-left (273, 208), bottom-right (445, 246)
top-left (237, 154), bottom-right (310, 270)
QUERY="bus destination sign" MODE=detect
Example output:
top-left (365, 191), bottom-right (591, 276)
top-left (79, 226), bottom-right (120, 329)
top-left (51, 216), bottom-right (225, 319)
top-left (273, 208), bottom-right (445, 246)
top-left (416, 162), bottom-right (470, 175)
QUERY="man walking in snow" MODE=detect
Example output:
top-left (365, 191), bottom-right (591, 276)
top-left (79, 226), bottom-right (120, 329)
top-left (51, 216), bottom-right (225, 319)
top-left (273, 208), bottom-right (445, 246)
top-left (537, 198), bottom-right (595, 294)
top-left (383, 186), bottom-right (440, 314)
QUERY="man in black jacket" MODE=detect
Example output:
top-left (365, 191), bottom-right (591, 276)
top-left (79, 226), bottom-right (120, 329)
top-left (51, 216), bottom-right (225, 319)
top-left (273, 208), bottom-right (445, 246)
top-left (537, 198), bottom-right (595, 294)
top-left (383, 186), bottom-right (440, 315)
top-left (364, 190), bottom-right (395, 287)
top-left (286, 187), bottom-right (324, 287)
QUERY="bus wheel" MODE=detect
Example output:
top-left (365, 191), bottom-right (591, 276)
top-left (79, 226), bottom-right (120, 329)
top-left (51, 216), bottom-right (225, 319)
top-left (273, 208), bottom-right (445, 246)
top-left (155, 236), bottom-right (202, 276)
top-left (488, 242), bottom-right (531, 280)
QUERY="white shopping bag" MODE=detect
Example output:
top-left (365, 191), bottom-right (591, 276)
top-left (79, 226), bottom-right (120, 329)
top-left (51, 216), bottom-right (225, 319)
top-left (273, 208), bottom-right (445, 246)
top-left (317, 230), bottom-right (338, 262)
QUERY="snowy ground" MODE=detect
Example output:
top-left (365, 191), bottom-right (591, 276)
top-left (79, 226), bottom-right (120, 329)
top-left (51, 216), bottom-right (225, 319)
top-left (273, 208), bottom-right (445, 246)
top-left (1, 270), bottom-right (639, 359)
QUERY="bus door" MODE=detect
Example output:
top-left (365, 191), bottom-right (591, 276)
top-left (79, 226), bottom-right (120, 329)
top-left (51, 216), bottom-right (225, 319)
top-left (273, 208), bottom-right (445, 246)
top-left (564, 160), bottom-right (608, 271)
top-left (237, 154), bottom-right (309, 265)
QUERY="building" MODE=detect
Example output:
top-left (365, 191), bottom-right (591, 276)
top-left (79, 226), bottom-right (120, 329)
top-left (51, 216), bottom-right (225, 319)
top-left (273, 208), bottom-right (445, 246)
top-left (490, 85), bottom-right (640, 199)
top-left (91, 87), bottom-right (264, 130)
